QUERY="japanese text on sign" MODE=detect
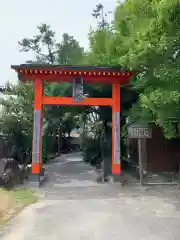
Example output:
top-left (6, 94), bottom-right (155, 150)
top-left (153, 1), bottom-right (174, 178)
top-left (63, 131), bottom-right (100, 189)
top-left (128, 125), bottom-right (152, 139)
top-left (73, 77), bottom-right (84, 102)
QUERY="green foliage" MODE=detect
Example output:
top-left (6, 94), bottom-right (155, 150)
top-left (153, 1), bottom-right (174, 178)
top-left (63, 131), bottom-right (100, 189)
top-left (0, 83), bottom-right (34, 162)
top-left (118, 0), bottom-right (180, 137)
top-left (91, 3), bottom-right (109, 29)
top-left (56, 33), bottom-right (84, 65)
top-left (86, 0), bottom-right (180, 138)
top-left (19, 24), bottom-right (57, 63)
top-left (82, 136), bottom-right (101, 165)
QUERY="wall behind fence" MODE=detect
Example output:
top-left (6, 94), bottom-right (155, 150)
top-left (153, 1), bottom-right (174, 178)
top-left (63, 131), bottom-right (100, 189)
top-left (147, 125), bottom-right (180, 172)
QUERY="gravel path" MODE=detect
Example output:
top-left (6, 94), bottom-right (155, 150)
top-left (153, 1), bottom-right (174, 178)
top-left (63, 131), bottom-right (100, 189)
top-left (1, 153), bottom-right (180, 240)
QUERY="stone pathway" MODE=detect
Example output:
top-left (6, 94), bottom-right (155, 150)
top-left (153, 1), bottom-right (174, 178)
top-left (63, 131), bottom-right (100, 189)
top-left (1, 153), bottom-right (180, 240)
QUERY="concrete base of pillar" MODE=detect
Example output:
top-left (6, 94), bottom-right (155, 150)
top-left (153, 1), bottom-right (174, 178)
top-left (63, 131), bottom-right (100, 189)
top-left (111, 174), bottom-right (120, 182)
top-left (28, 167), bottom-right (47, 188)
top-left (111, 174), bottom-right (127, 186)
top-left (28, 174), bottom-right (48, 188)
top-left (28, 173), bottom-right (40, 187)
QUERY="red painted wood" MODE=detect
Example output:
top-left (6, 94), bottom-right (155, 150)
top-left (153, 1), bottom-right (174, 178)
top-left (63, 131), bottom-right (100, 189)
top-left (34, 79), bottom-right (43, 110)
top-left (112, 83), bottom-right (121, 175)
top-left (112, 164), bottom-right (121, 174)
top-left (32, 79), bottom-right (43, 174)
top-left (32, 163), bottom-right (42, 174)
top-left (18, 74), bottom-right (131, 84)
top-left (112, 83), bottom-right (120, 111)
top-left (42, 96), bottom-right (113, 106)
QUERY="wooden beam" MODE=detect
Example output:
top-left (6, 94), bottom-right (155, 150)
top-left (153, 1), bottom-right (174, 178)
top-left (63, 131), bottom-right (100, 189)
top-left (17, 73), bottom-right (130, 84)
top-left (42, 96), bottom-right (113, 106)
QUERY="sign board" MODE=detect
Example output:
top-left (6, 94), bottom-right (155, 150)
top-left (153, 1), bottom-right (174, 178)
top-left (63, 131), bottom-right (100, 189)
top-left (114, 112), bottom-right (120, 164)
top-left (33, 110), bottom-right (41, 163)
top-left (127, 123), bottom-right (152, 139)
top-left (73, 76), bottom-right (84, 102)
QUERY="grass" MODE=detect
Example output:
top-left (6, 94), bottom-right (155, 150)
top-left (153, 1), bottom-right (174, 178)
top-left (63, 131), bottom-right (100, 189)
top-left (0, 188), bottom-right (38, 228)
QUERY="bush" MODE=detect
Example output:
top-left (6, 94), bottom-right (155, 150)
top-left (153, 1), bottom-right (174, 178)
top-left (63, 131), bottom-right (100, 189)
top-left (0, 158), bottom-right (23, 189)
top-left (82, 136), bottom-right (101, 166)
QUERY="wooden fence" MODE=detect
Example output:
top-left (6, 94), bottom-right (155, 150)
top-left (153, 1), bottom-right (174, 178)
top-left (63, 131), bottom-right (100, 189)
top-left (128, 124), bottom-right (180, 173)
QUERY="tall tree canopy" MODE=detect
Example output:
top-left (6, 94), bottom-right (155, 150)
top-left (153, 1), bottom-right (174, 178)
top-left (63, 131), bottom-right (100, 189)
top-left (86, 0), bottom-right (180, 138)
top-left (117, 0), bottom-right (180, 137)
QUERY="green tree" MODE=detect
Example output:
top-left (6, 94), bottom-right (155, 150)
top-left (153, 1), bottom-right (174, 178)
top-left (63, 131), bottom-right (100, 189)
top-left (88, 0), bottom-right (180, 139)
top-left (91, 3), bottom-right (112, 29)
top-left (57, 33), bottom-right (84, 65)
top-left (0, 82), bottom-right (34, 163)
top-left (19, 23), bottom-right (57, 63)
top-left (114, 0), bottom-right (180, 138)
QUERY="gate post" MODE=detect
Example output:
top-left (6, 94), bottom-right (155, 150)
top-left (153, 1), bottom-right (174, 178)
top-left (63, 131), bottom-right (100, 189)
top-left (31, 78), bottom-right (43, 186)
top-left (112, 83), bottom-right (121, 178)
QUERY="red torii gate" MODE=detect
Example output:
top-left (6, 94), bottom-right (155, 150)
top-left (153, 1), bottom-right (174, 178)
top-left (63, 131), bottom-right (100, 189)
top-left (11, 64), bottom-right (133, 185)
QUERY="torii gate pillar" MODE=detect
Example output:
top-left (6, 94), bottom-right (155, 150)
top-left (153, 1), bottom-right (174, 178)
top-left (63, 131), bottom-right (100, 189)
top-left (112, 83), bottom-right (121, 177)
top-left (31, 79), bottom-right (43, 185)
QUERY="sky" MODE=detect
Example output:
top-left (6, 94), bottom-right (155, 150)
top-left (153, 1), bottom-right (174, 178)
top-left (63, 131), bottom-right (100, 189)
top-left (0, 0), bottom-right (118, 86)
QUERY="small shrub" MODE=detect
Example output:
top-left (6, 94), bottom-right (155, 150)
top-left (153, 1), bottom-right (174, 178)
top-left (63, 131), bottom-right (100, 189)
top-left (82, 136), bottom-right (102, 166)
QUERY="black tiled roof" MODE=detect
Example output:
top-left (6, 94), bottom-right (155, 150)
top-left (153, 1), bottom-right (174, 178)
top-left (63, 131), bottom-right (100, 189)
top-left (11, 64), bottom-right (129, 72)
